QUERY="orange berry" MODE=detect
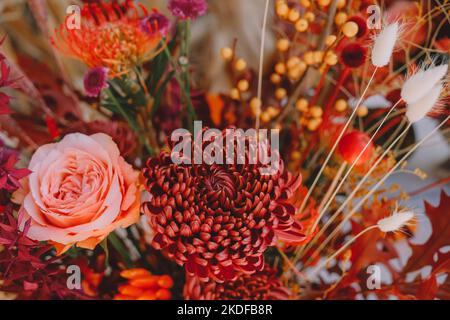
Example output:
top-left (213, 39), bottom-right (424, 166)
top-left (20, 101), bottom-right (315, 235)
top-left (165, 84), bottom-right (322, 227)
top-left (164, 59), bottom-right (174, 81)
top-left (220, 47), bottom-right (233, 60)
top-left (295, 19), bottom-right (308, 32)
top-left (275, 62), bottom-right (286, 75)
top-left (342, 21), bottom-right (358, 38)
top-left (335, 12), bottom-right (348, 26)
top-left (277, 38), bottom-right (290, 52)
top-left (270, 73), bottom-right (282, 84)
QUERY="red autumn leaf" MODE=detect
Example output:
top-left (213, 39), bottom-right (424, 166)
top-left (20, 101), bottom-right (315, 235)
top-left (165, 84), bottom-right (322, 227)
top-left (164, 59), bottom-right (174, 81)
top-left (403, 191), bottom-right (450, 274)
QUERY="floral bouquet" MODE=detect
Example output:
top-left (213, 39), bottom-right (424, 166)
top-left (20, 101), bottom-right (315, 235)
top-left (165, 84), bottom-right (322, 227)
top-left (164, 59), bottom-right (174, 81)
top-left (0, 0), bottom-right (449, 301)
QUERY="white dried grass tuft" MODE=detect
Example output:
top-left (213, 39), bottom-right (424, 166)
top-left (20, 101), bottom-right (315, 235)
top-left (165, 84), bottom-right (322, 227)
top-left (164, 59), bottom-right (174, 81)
top-left (371, 22), bottom-right (399, 67)
top-left (377, 211), bottom-right (415, 233)
top-left (405, 83), bottom-right (443, 123)
top-left (401, 64), bottom-right (448, 104)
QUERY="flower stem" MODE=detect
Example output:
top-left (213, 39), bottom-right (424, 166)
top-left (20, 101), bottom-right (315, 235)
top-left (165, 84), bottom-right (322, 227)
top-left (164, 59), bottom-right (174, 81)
top-left (105, 88), bottom-right (154, 155)
top-left (298, 68), bottom-right (378, 215)
top-left (304, 116), bottom-right (449, 267)
top-left (108, 232), bottom-right (133, 268)
top-left (162, 33), bottom-right (196, 132)
top-left (255, 0), bottom-right (270, 130)
top-left (309, 225), bottom-right (377, 278)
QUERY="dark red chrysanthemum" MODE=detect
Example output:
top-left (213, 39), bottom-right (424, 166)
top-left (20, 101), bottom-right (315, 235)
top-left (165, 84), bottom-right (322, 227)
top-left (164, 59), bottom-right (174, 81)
top-left (142, 128), bottom-right (305, 282)
top-left (184, 267), bottom-right (291, 300)
top-left (340, 43), bottom-right (367, 68)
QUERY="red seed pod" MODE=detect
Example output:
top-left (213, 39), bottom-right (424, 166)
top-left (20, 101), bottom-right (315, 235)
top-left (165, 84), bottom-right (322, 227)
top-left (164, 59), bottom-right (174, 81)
top-left (338, 131), bottom-right (374, 165)
top-left (347, 16), bottom-right (368, 38)
top-left (340, 43), bottom-right (367, 68)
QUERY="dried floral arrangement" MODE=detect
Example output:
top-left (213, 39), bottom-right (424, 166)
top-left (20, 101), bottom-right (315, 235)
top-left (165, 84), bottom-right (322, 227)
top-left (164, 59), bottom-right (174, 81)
top-left (0, 0), bottom-right (449, 300)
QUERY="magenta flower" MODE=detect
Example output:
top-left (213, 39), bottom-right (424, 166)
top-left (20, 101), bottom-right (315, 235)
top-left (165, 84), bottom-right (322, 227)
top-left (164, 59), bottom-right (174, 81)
top-left (83, 67), bottom-right (109, 98)
top-left (168, 0), bottom-right (207, 20)
top-left (141, 11), bottom-right (171, 37)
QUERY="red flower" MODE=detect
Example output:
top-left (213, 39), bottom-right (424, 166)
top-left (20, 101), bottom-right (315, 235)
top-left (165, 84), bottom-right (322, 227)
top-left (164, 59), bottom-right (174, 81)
top-left (142, 128), bottom-right (305, 282)
top-left (51, 1), bottom-right (163, 77)
top-left (340, 43), bottom-right (367, 68)
top-left (184, 267), bottom-right (291, 300)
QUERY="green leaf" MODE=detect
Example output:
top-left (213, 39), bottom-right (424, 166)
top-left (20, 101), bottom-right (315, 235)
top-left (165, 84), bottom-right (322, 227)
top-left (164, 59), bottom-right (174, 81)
top-left (108, 232), bottom-right (133, 268)
top-left (152, 70), bottom-right (176, 115)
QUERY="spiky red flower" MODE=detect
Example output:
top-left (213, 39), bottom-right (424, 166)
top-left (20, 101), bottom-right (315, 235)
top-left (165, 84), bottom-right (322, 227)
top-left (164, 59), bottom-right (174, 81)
top-left (142, 128), bottom-right (305, 282)
top-left (52, 1), bottom-right (164, 77)
top-left (184, 267), bottom-right (291, 300)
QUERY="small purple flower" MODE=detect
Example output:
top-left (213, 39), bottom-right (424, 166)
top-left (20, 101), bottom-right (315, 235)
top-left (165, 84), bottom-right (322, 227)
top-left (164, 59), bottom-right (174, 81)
top-left (168, 0), bottom-right (207, 20)
top-left (83, 67), bottom-right (109, 98)
top-left (141, 11), bottom-right (171, 37)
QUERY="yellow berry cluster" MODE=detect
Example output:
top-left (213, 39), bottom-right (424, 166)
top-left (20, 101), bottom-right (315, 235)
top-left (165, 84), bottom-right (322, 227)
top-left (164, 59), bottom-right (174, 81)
top-left (220, 47), bottom-right (250, 101)
top-left (260, 106), bottom-right (281, 123)
top-left (295, 98), bottom-right (323, 131)
top-left (334, 98), bottom-right (368, 117)
top-left (275, 0), bottom-right (314, 33)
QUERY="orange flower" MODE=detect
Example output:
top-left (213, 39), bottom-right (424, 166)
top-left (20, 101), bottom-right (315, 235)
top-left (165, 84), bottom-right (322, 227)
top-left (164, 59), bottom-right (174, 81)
top-left (113, 268), bottom-right (173, 300)
top-left (51, 1), bottom-right (164, 77)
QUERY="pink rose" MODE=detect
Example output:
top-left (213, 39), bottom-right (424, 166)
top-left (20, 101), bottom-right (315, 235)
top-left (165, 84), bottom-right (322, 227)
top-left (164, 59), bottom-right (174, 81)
top-left (16, 133), bottom-right (140, 254)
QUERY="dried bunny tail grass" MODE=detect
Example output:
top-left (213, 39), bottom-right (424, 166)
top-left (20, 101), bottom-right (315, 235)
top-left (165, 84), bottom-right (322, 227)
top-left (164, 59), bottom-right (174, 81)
top-left (401, 62), bottom-right (448, 104)
top-left (371, 22), bottom-right (400, 67)
top-left (377, 210), bottom-right (415, 233)
top-left (405, 83), bottom-right (444, 123)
